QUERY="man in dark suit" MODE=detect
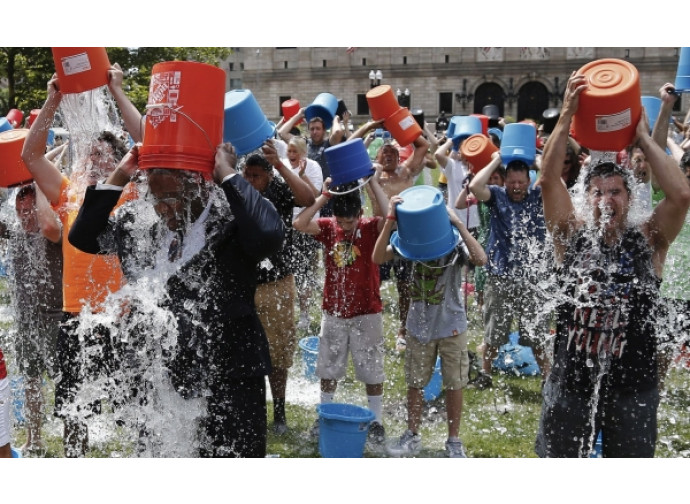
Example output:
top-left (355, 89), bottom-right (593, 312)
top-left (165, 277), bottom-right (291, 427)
top-left (68, 142), bottom-right (285, 457)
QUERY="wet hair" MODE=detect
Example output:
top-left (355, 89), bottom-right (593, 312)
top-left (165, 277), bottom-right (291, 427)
top-left (97, 131), bottom-right (128, 161)
top-left (16, 183), bottom-right (36, 201)
top-left (505, 160), bottom-right (530, 177)
top-left (331, 184), bottom-right (362, 218)
top-left (308, 117), bottom-right (325, 128)
top-left (288, 136), bottom-right (308, 157)
top-left (584, 162), bottom-right (632, 195)
top-left (244, 153), bottom-right (272, 172)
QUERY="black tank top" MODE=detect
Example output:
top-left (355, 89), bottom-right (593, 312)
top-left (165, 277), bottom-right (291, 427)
top-left (552, 226), bottom-right (661, 394)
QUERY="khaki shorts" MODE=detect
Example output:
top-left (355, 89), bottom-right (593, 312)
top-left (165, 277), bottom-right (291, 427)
top-left (317, 312), bottom-right (385, 384)
top-left (405, 331), bottom-right (469, 390)
top-left (255, 275), bottom-right (297, 370)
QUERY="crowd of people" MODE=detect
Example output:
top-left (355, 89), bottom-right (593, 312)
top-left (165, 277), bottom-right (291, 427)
top-left (1, 60), bottom-right (690, 459)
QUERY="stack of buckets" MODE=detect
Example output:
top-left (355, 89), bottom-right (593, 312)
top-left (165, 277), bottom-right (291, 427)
top-left (446, 115), bottom-right (483, 151)
top-left (366, 85), bottom-right (422, 147)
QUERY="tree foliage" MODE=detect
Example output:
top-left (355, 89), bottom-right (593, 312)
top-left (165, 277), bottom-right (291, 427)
top-left (0, 47), bottom-right (232, 120)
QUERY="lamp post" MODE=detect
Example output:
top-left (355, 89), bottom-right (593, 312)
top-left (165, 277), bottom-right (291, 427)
top-left (369, 69), bottom-right (382, 88)
top-left (396, 88), bottom-right (411, 108)
top-left (455, 79), bottom-right (474, 110)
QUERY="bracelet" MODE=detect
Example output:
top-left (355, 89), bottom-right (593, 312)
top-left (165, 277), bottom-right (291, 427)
top-left (321, 191), bottom-right (332, 199)
top-left (386, 215), bottom-right (396, 221)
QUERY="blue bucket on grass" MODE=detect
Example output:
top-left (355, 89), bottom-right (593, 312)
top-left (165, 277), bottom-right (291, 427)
top-left (423, 356), bottom-right (442, 401)
top-left (501, 123), bottom-right (536, 166)
top-left (325, 138), bottom-right (374, 187)
top-left (223, 89), bottom-right (276, 156)
top-left (391, 185), bottom-right (460, 261)
top-left (10, 446), bottom-right (22, 458)
top-left (305, 93), bottom-right (338, 130)
top-left (674, 47), bottom-right (690, 93)
top-left (298, 336), bottom-right (319, 381)
top-left (317, 403), bottom-right (375, 458)
top-left (492, 332), bottom-right (540, 376)
top-left (0, 118), bottom-right (12, 133)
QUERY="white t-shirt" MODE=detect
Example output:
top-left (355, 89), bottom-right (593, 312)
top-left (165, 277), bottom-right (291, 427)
top-left (281, 157), bottom-right (324, 220)
top-left (443, 157), bottom-right (479, 229)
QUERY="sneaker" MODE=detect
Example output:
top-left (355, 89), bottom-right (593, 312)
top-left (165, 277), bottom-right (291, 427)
top-left (445, 438), bottom-right (467, 458)
top-left (309, 418), bottom-right (320, 439)
top-left (367, 421), bottom-right (385, 448)
top-left (386, 429), bottom-right (421, 457)
top-left (468, 371), bottom-right (493, 390)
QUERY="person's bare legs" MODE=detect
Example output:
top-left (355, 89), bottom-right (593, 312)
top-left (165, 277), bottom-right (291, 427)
top-left (22, 376), bottom-right (45, 454)
top-left (63, 417), bottom-right (88, 458)
top-left (407, 387), bottom-right (424, 434)
top-left (268, 368), bottom-right (289, 431)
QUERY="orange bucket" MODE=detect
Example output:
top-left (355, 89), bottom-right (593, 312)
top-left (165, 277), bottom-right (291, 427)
top-left (282, 99), bottom-right (302, 125)
top-left (366, 85), bottom-right (401, 121)
top-left (0, 129), bottom-right (33, 188)
top-left (460, 134), bottom-right (499, 174)
top-left (139, 61), bottom-right (225, 174)
top-left (383, 107), bottom-right (423, 147)
top-left (51, 48), bottom-right (111, 94)
top-left (572, 58), bottom-right (641, 152)
top-left (471, 114), bottom-right (489, 136)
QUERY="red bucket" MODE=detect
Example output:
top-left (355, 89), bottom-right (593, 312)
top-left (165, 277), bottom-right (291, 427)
top-left (27, 109), bottom-right (41, 129)
top-left (572, 58), bottom-right (641, 152)
top-left (461, 134), bottom-right (499, 174)
top-left (6, 109), bottom-right (23, 128)
top-left (366, 85), bottom-right (400, 121)
top-left (471, 114), bottom-right (489, 136)
top-left (139, 61), bottom-right (225, 174)
top-left (0, 129), bottom-right (33, 188)
top-left (383, 108), bottom-right (423, 147)
top-left (51, 47), bottom-right (111, 94)
top-left (282, 99), bottom-right (302, 125)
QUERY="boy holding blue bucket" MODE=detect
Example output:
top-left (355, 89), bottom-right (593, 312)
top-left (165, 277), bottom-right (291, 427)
top-left (293, 173), bottom-right (389, 448)
top-left (372, 188), bottom-right (487, 457)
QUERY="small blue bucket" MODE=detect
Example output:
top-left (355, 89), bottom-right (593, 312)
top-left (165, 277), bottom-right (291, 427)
top-left (493, 332), bottom-right (540, 376)
top-left (674, 47), bottom-right (690, 93)
top-left (324, 138), bottom-right (374, 187)
top-left (223, 89), bottom-right (276, 156)
top-left (488, 127), bottom-right (503, 144)
top-left (305, 93), bottom-right (338, 130)
top-left (0, 118), bottom-right (13, 133)
top-left (10, 446), bottom-right (22, 458)
top-left (298, 336), bottom-right (320, 381)
top-left (317, 403), bottom-right (375, 458)
top-left (447, 116), bottom-right (482, 151)
top-left (641, 96), bottom-right (662, 132)
top-left (391, 185), bottom-right (460, 261)
top-left (501, 123), bottom-right (536, 166)
top-left (423, 356), bottom-right (442, 401)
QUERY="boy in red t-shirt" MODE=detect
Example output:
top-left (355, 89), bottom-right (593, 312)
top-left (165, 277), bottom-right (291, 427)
top-left (293, 174), bottom-right (389, 448)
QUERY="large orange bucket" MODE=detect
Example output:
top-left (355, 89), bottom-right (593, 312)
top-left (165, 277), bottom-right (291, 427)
top-left (366, 85), bottom-right (400, 121)
top-left (571, 58), bottom-right (641, 152)
top-left (139, 61), bottom-right (225, 174)
top-left (383, 107), bottom-right (423, 147)
top-left (0, 129), bottom-right (33, 188)
top-left (51, 48), bottom-right (111, 94)
top-left (460, 134), bottom-right (499, 174)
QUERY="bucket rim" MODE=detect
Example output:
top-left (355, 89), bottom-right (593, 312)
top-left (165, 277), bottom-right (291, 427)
top-left (316, 403), bottom-right (375, 423)
top-left (390, 226), bottom-right (460, 262)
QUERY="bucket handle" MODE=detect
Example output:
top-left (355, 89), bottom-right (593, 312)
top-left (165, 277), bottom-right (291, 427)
top-left (327, 176), bottom-right (373, 196)
top-left (145, 103), bottom-right (215, 151)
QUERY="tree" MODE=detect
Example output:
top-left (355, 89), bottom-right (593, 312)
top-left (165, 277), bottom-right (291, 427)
top-left (1, 47), bottom-right (232, 120)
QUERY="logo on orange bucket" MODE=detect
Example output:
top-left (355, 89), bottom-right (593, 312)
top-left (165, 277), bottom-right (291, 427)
top-left (147, 71), bottom-right (183, 129)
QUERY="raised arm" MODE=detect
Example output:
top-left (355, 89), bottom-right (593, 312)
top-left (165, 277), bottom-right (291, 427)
top-left (468, 151), bottom-right (502, 202)
top-left (372, 194), bottom-right (400, 265)
top-left (401, 134), bottom-right (431, 180)
top-left (539, 72), bottom-right (587, 256)
top-left (21, 75), bottom-right (65, 204)
top-left (447, 206), bottom-right (487, 267)
top-left (434, 136), bottom-right (453, 168)
top-left (349, 118), bottom-right (384, 141)
top-left (35, 185), bottom-right (61, 243)
top-left (293, 178), bottom-right (331, 236)
top-left (108, 63), bottom-right (144, 143)
top-left (278, 107), bottom-right (305, 142)
top-left (262, 140), bottom-right (315, 207)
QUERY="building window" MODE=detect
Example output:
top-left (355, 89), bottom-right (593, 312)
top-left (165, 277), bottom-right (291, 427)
top-left (284, 61), bottom-right (288, 69)
top-left (229, 62), bottom-right (234, 72)
top-left (445, 55), bottom-right (449, 64)
top-left (439, 92), bottom-right (453, 115)
top-left (240, 62), bottom-right (244, 70)
top-left (230, 78), bottom-right (242, 90)
top-left (323, 60), bottom-right (327, 68)
top-left (362, 58), bottom-right (367, 66)
top-left (357, 94), bottom-right (369, 116)
top-left (403, 56), bottom-right (407, 65)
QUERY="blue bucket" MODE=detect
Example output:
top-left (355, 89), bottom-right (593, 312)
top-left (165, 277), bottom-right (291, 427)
top-left (423, 356), bottom-right (442, 401)
top-left (298, 336), bottom-right (319, 381)
top-left (317, 403), bottom-right (375, 458)
top-left (589, 431), bottom-right (603, 458)
top-left (674, 47), bottom-right (690, 93)
top-left (640, 95), bottom-right (670, 132)
top-left (501, 123), bottom-right (536, 166)
top-left (223, 89), bottom-right (276, 156)
top-left (0, 118), bottom-right (12, 133)
top-left (488, 127), bottom-right (503, 144)
top-left (391, 185), bottom-right (460, 261)
top-left (324, 138), bottom-right (374, 187)
top-left (447, 116), bottom-right (482, 151)
top-left (10, 446), bottom-right (22, 458)
top-left (492, 332), bottom-right (541, 376)
top-left (305, 93), bottom-right (338, 130)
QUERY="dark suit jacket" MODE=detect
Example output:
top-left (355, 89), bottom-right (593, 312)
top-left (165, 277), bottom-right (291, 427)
top-left (68, 175), bottom-right (285, 395)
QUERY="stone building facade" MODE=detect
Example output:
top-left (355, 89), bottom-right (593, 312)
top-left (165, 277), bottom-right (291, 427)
top-left (222, 47), bottom-right (686, 130)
